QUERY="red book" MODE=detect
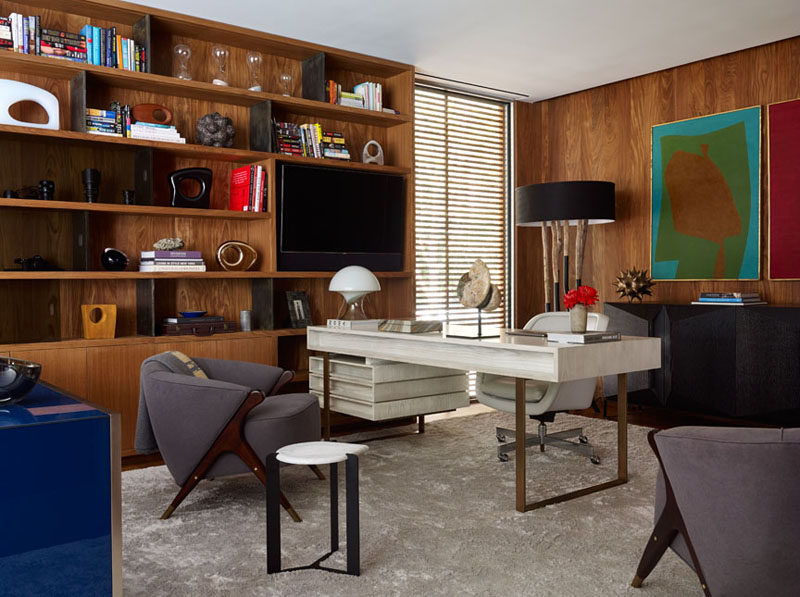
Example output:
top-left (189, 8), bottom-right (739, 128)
top-left (229, 165), bottom-right (252, 211)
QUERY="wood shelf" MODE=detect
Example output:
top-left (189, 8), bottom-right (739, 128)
top-left (0, 124), bottom-right (266, 162)
top-left (0, 329), bottom-right (304, 352)
top-left (0, 52), bottom-right (410, 127)
top-left (0, 197), bottom-right (270, 219)
top-left (0, 124), bottom-right (412, 174)
top-left (0, 270), bottom-right (412, 280)
top-left (19, 1), bottom-right (411, 77)
top-left (266, 271), bottom-right (414, 278)
top-left (0, 271), bottom-right (273, 280)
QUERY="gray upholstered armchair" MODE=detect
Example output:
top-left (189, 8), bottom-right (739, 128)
top-left (632, 426), bottom-right (800, 596)
top-left (139, 356), bottom-right (322, 521)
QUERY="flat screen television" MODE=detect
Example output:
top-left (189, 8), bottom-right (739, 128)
top-left (276, 163), bottom-right (406, 271)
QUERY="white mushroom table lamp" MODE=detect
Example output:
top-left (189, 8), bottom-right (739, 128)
top-left (329, 266), bottom-right (381, 320)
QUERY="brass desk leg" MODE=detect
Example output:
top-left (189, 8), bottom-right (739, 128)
top-left (517, 372), bottom-right (630, 512)
top-left (618, 372), bottom-right (628, 482)
top-left (323, 352), bottom-right (331, 441)
top-left (515, 377), bottom-right (526, 512)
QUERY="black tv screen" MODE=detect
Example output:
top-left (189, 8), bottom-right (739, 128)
top-left (277, 163), bottom-right (405, 271)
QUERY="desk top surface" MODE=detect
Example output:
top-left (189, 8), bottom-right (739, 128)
top-left (306, 326), bottom-right (655, 352)
top-left (0, 383), bottom-right (108, 430)
top-left (307, 326), bottom-right (661, 381)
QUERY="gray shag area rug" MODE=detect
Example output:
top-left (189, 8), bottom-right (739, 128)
top-left (122, 413), bottom-right (701, 596)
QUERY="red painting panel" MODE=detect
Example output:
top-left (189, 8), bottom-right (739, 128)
top-left (769, 98), bottom-right (800, 279)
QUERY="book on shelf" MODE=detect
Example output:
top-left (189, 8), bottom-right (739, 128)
top-left (696, 297), bottom-right (763, 303)
top-left (690, 301), bottom-right (767, 306)
top-left (272, 119), bottom-right (350, 161)
top-left (164, 315), bottom-right (224, 324)
top-left (2, 14), bottom-right (145, 70)
top-left (140, 259), bottom-right (205, 266)
top-left (138, 264), bottom-right (207, 272)
top-left (698, 292), bottom-right (761, 299)
top-left (327, 318), bottom-right (383, 330)
top-left (140, 250), bottom-right (203, 259)
top-left (378, 319), bottom-right (443, 333)
top-left (229, 165), bottom-right (266, 212)
top-left (353, 81), bottom-right (383, 111)
top-left (546, 331), bottom-right (622, 344)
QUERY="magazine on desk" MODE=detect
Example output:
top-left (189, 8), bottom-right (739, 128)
top-left (546, 331), bottom-right (622, 344)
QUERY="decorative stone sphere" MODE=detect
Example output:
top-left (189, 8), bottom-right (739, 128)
top-left (196, 112), bottom-right (235, 147)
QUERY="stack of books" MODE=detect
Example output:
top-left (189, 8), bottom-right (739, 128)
top-left (130, 122), bottom-right (185, 143)
top-left (1, 13), bottom-right (146, 71)
top-left (139, 250), bottom-right (206, 272)
top-left (547, 331), bottom-right (621, 344)
top-left (273, 120), bottom-right (303, 156)
top-left (325, 80), bottom-right (365, 109)
top-left (229, 164), bottom-right (266, 212)
top-left (692, 292), bottom-right (766, 306)
top-left (272, 120), bottom-right (350, 160)
top-left (86, 107), bottom-right (126, 137)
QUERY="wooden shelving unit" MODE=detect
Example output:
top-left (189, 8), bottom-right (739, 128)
top-left (0, 0), bottom-right (415, 458)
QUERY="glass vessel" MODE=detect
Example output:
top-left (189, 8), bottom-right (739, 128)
top-left (173, 44), bottom-right (191, 80)
top-left (246, 51), bottom-right (263, 92)
top-left (280, 73), bottom-right (292, 96)
top-left (211, 46), bottom-right (230, 86)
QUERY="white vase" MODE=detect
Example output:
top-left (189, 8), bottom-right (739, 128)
top-left (570, 304), bottom-right (587, 333)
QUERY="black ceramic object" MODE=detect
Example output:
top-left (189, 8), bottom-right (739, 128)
top-left (122, 189), bottom-right (135, 205)
top-left (38, 179), bottom-right (55, 200)
top-left (169, 167), bottom-right (212, 209)
top-left (82, 168), bottom-right (101, 203)
top-left (0, 357), bottom-right (41, 404)
top-left (14, 255), bottom-right (54, 271)
top-left (196, 112), bottom-right (235, 147)
top-left (2, 189), bottom-right (18, 198)
top-left (101, 247), bottom-right (129, 271)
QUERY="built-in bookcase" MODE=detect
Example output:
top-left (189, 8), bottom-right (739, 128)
top-left (0, 0), bottom-right (415, 456)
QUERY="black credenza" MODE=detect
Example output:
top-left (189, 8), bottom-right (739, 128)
top-left (603, 302), bottom-right (800, 417)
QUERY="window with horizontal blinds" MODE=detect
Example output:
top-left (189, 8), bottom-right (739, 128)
top-left (414, 86), bottom-right (509, 330)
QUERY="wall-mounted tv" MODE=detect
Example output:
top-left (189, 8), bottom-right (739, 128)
top-left (276, 163), bottom-right (406, 271)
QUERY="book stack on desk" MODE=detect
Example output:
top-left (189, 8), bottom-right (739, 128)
top-left (691, 292), bottom-right (766, 306)
top-left (547, 331), bottom-right (621, 344)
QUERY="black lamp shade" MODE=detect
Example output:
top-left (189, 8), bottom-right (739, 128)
top-left (516, 181), bottom-right (615, 226)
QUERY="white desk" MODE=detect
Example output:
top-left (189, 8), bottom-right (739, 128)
top-left (306, 326), bottom-right (661, 512)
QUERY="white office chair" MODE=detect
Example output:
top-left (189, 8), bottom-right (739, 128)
top-left (476, 311), bottom-right (609, 463)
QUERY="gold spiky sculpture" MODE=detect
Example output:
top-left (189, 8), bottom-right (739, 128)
top-left (614, 267), bottom-right (655, 303)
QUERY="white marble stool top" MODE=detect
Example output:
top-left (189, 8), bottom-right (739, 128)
top-left (276, 441), bottom-right (369, 465)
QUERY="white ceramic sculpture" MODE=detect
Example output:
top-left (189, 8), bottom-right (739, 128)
top-left (0, 79), bottom-right (59, 130)
top-left (361, 140), bottom-right (385, 165)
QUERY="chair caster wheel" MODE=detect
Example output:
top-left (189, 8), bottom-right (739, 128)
top-left (579, 434), bottom-right (588, 444)
top-left (590, 455), bottom-right (601, 465)
top-left (498, 453), bottom-right (509, 462)
top-left (496, 433), bottom-right (506, 443)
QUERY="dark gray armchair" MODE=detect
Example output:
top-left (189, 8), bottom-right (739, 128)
top-left (140, 357), bottom-right (321, 521)
top-left (632, 426), bottom-right (800, 596)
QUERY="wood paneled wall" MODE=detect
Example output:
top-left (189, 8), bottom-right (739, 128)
top-left (514, 36), bottom-right (800, 326)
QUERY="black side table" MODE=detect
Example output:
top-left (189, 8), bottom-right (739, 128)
top-left (266, 441), bottom-right (369, 576)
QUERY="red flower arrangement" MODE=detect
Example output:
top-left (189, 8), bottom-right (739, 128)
top-left (563, 285), bottom-right (599, 309)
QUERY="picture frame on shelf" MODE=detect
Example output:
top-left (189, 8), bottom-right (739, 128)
top-left (286, 291), bottom-right (312, 328)
top-left (650, 106), bottom-right (761, 281)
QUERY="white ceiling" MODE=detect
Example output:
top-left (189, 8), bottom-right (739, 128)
top-left (143, 0), bottom-right (800, 101)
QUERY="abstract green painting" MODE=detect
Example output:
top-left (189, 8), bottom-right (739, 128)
top-left (651, 107), bottom-right (761, 280)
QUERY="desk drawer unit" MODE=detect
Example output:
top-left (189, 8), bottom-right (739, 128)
top-left (309, 355), bottom-right (469, 420)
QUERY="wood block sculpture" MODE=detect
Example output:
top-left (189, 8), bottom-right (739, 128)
top-left (81, 304), bottom-right (117, 340)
